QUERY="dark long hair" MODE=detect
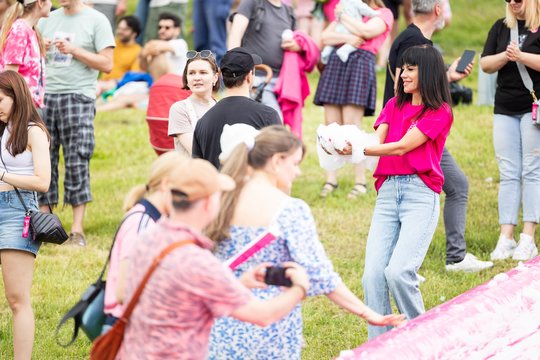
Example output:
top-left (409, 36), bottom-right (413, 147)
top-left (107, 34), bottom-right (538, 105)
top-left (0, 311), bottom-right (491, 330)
top-left (396, 45), bottom-right (451, 116)
top-left (0, 70), bottom-right (49, 156)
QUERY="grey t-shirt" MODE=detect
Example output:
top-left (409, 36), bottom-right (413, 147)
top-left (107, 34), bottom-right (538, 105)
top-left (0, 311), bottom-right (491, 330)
top-left (235, 0), bottom-right (294, 75)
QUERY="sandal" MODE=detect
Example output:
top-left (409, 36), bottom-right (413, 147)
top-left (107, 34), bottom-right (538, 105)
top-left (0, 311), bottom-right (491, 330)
top-left (348, 183), bottom-right (367, 199)
top-left (320, 182), bottom-right (338, 198)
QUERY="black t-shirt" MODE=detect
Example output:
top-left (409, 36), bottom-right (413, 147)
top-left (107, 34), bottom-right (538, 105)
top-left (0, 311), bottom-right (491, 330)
top-left (383, 24), bottom-right (432, 106)
top-left (192, 96), bottom-right (281, 168)
top-left (482, 18), bottom-right (540, 115)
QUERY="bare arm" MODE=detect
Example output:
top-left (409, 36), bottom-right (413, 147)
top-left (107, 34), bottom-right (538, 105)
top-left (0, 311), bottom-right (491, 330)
top-left (55, 38), bottom-right (114, 73)
top-left (326, 283), bottom-right (406, 326)
top-left (321, 22), bottom-right (364, 47)
top-left (231, 263), bottom-right (309, 326)
top-left (480, 52), bottom-right (507, 74)
top-left (340, 15), bottom-right (387, 39)
top-left (4, 64), bottom-right (19, 72)
top-left (176, 133), bottom-right (194, 155)
top-left (1, 126), bottom-right (50, 192)
top-left (227, 13), bottom-right (249, 49)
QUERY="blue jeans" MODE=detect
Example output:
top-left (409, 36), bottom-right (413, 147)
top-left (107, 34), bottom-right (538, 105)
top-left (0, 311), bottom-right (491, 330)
top-left (134, 0), bottom-right (150, 45)
top-left (193, 0), bottom-right (232, 65)
top-left (253, 75), bottom-right (283, 121)
top-left (362, 175), bottom-right (440, 339)
top-left (493, 113), bottom-right (540, 225)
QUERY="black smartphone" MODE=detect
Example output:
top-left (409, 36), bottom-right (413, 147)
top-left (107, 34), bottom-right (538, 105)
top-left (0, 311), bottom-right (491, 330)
top-left (455, 50), bottom-right (476, 73)
top-left (264, 266), bottom-right (293, 287)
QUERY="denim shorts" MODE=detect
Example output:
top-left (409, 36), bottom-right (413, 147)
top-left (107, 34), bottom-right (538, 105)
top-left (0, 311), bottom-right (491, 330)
top-left (0, 190), bottom-right (41, 256)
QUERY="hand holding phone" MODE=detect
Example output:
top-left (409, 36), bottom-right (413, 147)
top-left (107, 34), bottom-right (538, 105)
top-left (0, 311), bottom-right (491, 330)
top-left (264, 266), bottom-right (293, 287)
top-left (456, 50), bottom-right (476, 74)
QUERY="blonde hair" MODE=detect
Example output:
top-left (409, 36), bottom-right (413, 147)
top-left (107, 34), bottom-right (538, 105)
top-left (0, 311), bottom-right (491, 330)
top-left (205, 125), bottom-right (305, 242)
top-left (123, 151), bottom-right (188, 211)
top-left (0, 0), bottom-right (46, 55)
top-left (505, 0), bottom-right (540, 30)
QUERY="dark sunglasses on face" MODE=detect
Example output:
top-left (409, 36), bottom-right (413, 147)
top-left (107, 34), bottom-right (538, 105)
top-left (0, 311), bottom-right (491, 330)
top-left (504, 0), bottom-right (522, 3)
top-left (186, 50), bottom-right (214, 59)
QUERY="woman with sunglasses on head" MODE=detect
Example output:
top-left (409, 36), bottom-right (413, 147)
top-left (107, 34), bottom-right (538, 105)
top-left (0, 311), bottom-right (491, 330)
top-left (481, 0), bottom-right (540, 261)
top-left (168, 50), bottom-right (219, 156)
top-left (207, 125), bottom-right (404, 360)
top-left (0, 0), bottom-right (52, 115)
top-left (0, 71), bottom-right (50, 360)
top-left (332, 45), bottom-right (452, 339)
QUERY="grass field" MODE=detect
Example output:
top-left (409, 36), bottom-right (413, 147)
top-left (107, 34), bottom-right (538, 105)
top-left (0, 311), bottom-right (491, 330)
top-left (0, 0), bottom-right (528, 359)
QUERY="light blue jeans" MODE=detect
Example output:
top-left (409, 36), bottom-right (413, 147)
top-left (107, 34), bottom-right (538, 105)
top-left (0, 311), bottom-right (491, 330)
top-left (253, 75), bottom-right (283, 121)
top-left (362, 175), bottom-right (440, 339)
top-left (493, 113), bottom-right (540, 225)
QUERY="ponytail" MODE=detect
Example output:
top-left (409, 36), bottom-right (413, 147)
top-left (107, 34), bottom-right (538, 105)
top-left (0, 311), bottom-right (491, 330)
top-left (0, 2), bottom-right (23, 51)
top-left (205, 144), bottom-right (250, 242)
top-left (122, 184), bottom-right (147, 212)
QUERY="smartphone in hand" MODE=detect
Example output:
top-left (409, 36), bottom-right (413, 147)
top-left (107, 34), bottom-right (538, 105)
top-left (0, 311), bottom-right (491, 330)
top-left (264, 266), bottom-right (293, 287)
top-left (456, 50), bottom-right (476, 73)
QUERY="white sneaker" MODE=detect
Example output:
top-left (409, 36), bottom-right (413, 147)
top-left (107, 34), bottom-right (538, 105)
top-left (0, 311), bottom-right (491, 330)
top-left (490, 234), bottom-right (517, 260)
top-left (512, 233), bottom-right (538, 261)
top-left (445, 253), bottom-right (494, 273)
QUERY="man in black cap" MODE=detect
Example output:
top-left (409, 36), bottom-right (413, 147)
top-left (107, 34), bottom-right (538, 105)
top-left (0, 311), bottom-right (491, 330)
top-left (192, 47), bottom-right (281, 168)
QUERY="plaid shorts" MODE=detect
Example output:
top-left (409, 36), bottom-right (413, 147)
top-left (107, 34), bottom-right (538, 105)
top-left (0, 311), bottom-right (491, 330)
top-left (38, 93), bottom-right (96, 206)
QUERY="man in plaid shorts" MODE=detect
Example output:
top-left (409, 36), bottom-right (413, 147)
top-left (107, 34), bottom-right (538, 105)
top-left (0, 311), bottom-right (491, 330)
top-left (37, 0), bottom-right (115, 246)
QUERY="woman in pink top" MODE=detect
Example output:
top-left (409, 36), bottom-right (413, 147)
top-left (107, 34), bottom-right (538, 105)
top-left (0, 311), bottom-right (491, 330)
top-left (314, 0), bottom-right (393, 199)
top-left (337, 45), bottom-right (452, 339)
top-left (0, 0), bottom-right (52, 111)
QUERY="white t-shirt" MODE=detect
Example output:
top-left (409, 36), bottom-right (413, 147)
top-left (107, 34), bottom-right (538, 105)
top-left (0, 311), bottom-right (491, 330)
top-left (167, 38), bottom-right (188, 75)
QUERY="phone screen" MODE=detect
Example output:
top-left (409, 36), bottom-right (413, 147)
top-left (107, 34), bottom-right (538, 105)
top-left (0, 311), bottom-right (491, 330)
top-left (456, 50), bottom-right (476, 73)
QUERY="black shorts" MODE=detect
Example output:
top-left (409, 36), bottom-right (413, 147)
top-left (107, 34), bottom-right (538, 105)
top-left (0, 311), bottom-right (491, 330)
top-left (383, 0), bottom-right (402, 19)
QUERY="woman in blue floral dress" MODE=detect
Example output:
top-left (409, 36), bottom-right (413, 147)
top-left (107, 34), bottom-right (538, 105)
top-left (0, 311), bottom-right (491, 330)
top-left (206, 125), bottom-right (404, 359)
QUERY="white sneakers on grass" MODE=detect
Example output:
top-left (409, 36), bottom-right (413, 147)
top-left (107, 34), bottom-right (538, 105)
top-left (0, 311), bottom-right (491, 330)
top-left (490, 233), bottom-right (538, 261)
top-left (512, 233), bottom-right (538, 261)
top-left (445, 253), bottom-right (494, 273)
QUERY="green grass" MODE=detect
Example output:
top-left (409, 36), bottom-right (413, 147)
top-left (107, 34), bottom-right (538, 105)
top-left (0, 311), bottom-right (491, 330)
top-left (0, 1), bottom-right (526, 359)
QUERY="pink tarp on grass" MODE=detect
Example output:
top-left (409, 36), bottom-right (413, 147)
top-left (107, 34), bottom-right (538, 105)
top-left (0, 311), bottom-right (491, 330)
top-left (338, 257), bottom-right (540, 360)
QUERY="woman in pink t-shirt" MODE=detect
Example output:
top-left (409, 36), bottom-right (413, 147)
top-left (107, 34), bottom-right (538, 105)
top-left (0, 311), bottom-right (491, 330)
top-left (0, 0), bottom-right (52, 110)
top-left (337, 45), bottom-right (453, 339)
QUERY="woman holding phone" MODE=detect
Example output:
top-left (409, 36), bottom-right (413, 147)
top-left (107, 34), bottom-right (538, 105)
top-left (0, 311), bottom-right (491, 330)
top-left (207, 125), bottom-right (404, 359)
top-left (480, 0), bottom-right (540, 261)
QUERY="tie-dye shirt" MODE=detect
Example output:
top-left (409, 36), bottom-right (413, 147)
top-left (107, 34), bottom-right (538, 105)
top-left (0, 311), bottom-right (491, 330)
top-left (0, 19), bottom-right (45, 108)
top-left (116, 218), bottom-right (253, 360)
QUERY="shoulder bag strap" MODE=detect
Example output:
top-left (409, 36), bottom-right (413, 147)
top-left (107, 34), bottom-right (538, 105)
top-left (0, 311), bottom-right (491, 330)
top-left (97, 210), bottom-right (146, 281)
top-left (511, 24), bottom-right (538, 102)
top-left (118, 239), bottom-right (196, 323)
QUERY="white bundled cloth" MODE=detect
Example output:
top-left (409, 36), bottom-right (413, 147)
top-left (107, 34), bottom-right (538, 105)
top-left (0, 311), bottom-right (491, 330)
top-left (316, 123), bottom-right (379, 171)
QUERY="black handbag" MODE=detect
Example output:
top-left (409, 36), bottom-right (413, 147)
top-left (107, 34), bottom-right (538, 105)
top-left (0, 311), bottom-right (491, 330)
top-left (0, 136), bottom-right (68, 245)
top-left (56, 211), bottom-right (144, 346)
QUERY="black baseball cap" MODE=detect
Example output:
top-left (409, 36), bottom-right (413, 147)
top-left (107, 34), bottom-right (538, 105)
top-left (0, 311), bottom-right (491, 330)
top-left (220, 47), bottom-right (262, 78)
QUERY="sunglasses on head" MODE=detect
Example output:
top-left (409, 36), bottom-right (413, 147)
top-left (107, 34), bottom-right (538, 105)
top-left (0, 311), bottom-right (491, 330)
top-left (504, 0), bottom-right (522, 3)
top-left (186, 50), bottom-right (214, 59)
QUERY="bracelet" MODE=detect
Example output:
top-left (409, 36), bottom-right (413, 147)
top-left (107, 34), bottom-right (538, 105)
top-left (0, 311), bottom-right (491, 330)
top-left (292, 284), bottom-right (308, 299)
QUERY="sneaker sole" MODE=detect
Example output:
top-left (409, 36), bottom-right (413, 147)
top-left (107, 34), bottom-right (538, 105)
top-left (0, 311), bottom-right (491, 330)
top-left (512, 249), bottom-right (538, 261)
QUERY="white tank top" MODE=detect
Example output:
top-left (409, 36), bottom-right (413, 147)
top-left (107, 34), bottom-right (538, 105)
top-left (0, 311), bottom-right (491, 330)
top-left (0, 127), bottom-right (34, 186)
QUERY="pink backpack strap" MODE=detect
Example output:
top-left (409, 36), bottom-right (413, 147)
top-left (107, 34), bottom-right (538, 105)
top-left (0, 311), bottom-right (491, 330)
top-left (225, 225), bottom-right (281, 270)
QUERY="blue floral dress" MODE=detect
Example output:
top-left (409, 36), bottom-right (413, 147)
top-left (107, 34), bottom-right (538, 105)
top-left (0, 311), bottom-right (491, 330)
top-left (208, 197), bottom-right (341, 360)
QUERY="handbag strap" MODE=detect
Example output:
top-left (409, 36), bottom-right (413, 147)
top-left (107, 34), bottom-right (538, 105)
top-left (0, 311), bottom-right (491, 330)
top-left (511, 24), bottom-right (538, 102)
top-left (118, 239), bottom-right (196, 323)
top-left (0, 132), bottom-right (53, 214)
top-left (97, 210), bottom-right (146, 282)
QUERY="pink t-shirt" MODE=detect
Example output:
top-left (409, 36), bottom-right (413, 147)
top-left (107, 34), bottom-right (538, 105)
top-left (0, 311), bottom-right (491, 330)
top-left (373, 97), bottom-right (453, 193)
top-left (116, 218), bottom-right (253, 360)
top-left (359, 8), bottom-right (394, 55)
top-left (0, 19), bottom-right (45, 108)
top-left (104, 202), bottom-right (160, 318)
